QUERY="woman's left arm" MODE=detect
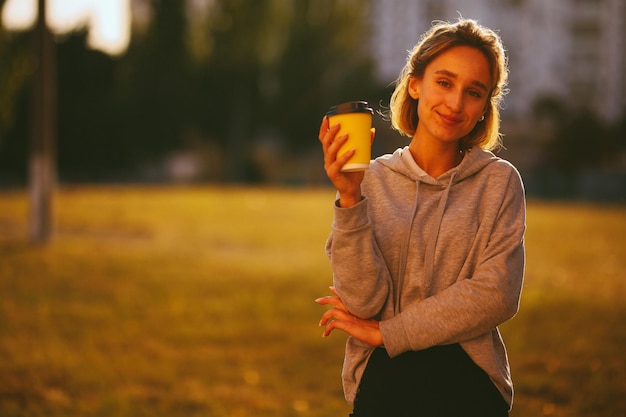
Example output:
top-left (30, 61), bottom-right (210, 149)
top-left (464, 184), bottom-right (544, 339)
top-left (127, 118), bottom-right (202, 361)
top-left (380, 167), bottom-right (526, 357)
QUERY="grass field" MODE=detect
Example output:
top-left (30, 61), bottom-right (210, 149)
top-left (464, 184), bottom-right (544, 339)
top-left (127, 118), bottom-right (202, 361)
top-left (0, 186), bottom-right (625, 417)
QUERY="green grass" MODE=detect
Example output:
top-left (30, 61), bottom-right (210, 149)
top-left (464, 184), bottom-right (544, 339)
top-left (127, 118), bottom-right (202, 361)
top-left (503, 201), bottom-right (626, 417)
top-left (1, 186), bottom-right (625, 416)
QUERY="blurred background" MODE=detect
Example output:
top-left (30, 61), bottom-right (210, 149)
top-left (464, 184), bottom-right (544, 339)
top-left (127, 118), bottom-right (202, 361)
top-left (0, 0), bottom-right (624, 200)
top-left (1, 2), bottom-right (625, 416)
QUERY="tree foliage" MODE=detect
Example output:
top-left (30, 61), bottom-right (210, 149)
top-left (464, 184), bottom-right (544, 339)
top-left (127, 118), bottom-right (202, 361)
top-left (533, 96), bottom-right (626, 174)
top-left (0, 0), bottom-right (383, 183)
top-left (4, 0), bottom-right (621, 184)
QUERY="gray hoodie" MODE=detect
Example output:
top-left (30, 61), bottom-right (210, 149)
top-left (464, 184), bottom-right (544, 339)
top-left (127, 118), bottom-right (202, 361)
top-left (326, 146), bottom-right (526, 409)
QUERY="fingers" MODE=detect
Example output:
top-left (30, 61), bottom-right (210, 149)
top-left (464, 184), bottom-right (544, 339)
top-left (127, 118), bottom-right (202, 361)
top-left (318, 115), bottom-right (330, 142)
top-left (370, 127), bottom-right (376, 144)
top-left (318, 307), bottom-right (383, 346)
top-left (323, 132), bottom-right (349, 169)
top-left (322, 316), bottom-right (367, 338)
top-left (315, 286), bottom-right (384, 346)
top-left (318, 306), bottom-right (353, 327)
top-left (319, 116), bottom-right (351, 170)
top-left (318, 116), bottom-right (342, 151)
top-left (315, 286), bottom-right (345, 309)
top-left (315, 295), bottom-right (347, 311)
top-left (321, 318), bottom-right (343, 338)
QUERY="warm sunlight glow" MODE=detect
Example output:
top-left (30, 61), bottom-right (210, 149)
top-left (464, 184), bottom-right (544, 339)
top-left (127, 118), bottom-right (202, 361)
top-left (1, 0), bottom-right (131, 56)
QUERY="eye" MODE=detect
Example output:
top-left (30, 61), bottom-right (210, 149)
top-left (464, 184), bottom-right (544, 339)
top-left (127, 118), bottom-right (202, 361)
top-left (468, 90), bottom-right (483, 99)
top-left (437, 79), bottom-right (451, 88)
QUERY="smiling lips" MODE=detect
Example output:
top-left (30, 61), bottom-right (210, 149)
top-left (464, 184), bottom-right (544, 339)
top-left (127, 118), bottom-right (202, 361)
top-left (438, 112), bottom-right (463, 125)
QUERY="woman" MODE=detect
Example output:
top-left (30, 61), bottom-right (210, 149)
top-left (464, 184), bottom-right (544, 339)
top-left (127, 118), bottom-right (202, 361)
top-left (316, 18), bottom-right (525, 417)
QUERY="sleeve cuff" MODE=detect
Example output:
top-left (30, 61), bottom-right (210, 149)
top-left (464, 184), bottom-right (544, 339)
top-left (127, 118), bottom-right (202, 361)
top-left (379, 315), bottom-right (412, 358)
top-left (333, 196), bottom-right (369, 232)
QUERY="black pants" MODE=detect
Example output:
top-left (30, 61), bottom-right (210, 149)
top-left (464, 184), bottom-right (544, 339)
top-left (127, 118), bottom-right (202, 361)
top-left (350, 344), bottom-right (509, 417)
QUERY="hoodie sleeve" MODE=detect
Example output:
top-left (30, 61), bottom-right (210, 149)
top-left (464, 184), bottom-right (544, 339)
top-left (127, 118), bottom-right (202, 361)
top-left (380, 165), bottom-right (526, 357)
top-left (326, 197), bottom-right (392, 319)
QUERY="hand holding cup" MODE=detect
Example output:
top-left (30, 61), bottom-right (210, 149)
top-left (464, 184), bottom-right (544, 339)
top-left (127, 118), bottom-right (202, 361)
top-left (318, 101), bottom-right (375, 208)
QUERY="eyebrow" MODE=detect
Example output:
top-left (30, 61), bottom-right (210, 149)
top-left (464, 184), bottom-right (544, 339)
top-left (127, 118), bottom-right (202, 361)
top-left (434, 69), bottom-right (490, 93)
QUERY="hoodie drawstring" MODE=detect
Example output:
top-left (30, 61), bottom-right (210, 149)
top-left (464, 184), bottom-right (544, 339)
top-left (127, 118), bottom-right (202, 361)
top-left (394, 182), bottom-right (420, 314)
top-left (395, 172), bottom-right (457, 313)
top-left (423, 171), bottom-right (457, 294)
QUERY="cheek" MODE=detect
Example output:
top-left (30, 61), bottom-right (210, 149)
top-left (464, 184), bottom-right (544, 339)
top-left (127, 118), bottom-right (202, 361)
top-left (468, 101), bottom-right (487, 120)
top-left (416, 98), bottom-right (427, 119)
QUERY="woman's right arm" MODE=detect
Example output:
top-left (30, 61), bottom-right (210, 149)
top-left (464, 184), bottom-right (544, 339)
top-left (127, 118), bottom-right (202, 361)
top-left (319, 116), bottom-right (390, 318)
top-left (325, 200), bottom-right (392, 319)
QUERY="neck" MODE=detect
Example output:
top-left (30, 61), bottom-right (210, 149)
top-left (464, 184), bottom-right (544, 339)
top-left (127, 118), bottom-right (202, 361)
top-left (408, 139), bottom-right (463, 178)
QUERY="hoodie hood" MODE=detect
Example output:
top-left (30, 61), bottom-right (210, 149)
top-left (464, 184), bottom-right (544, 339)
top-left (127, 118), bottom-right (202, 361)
top-left (376, 145), bottom-right (499, 187)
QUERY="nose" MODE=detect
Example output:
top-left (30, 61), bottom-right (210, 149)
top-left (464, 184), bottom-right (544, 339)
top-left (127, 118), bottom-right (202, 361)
top-left (447, 90), bottom-right (464, 113)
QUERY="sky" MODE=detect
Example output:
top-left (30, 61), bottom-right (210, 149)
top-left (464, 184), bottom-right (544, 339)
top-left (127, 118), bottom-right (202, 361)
top-left (1, 0), bottom-right (131, 55)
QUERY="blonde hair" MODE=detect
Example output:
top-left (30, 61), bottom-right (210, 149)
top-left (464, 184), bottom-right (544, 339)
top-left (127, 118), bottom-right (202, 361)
top-left (389, 18), bottom-right (509, 151)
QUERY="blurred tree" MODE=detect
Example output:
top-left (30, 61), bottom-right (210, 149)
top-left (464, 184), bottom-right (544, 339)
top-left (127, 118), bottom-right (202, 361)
top-left (546, 108), bottom-right (613, 173)
top-left (526, 95), bottom-right (626, 199)
top-left (607, 115), bottom-right (626, 170)
top-left (192, 0), bottom-right (266, 181)
top-left (0, 1), bottom-right (33, 183)
top-left (55, 29), bottom-right (124, 181)
top-left (272, 0), bottom-right (381, 152)
top-left (120, 0), bottom-right (191, 167)
top-left (532, 94), bottom-right (624, 173)
top-left (1, 0), bottom-right (383, 183)
top-left (532, 95), bottom-right (567, 126)
top-left (190, 0), bottom-right (382, 181)
top-left (30, 0), bottom-right (56, 242)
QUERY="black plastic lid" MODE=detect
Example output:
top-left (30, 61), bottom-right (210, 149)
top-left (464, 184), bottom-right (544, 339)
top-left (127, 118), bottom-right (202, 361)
top-left (326, 101), bottom-right (373, 116)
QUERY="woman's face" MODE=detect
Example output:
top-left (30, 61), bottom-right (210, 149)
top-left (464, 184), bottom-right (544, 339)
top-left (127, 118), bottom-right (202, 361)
top-left (409, 45), bottom-right (491, 147)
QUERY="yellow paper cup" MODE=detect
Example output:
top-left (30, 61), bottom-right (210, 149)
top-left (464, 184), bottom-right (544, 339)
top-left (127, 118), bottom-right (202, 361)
top-left (326, 101), bottom-right (373, 172)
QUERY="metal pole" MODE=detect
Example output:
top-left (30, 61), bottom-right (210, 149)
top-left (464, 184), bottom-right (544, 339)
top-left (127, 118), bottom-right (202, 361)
top-left (29, 0), bottom-right (56, 242)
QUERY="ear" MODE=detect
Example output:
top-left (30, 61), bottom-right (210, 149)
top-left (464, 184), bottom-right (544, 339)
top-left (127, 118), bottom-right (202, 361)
top-left (481, 105), bottom-right (489, 121)
top-left (482, 101), bottom-right (491, 117)
top-left (408, 76), bottom-right (420, 99)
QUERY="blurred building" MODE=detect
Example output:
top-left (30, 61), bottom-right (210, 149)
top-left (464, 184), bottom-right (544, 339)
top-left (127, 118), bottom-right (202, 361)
top-left (369, 0), bottom-right (626, 122)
